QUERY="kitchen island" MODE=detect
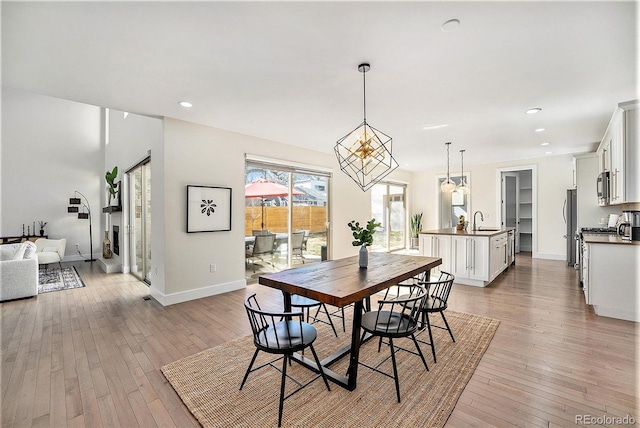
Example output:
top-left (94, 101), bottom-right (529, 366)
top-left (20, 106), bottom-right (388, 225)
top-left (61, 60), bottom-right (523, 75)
top-left (419, 227), bottom-right (516, 287)
top-left (581, 233), bottom-right (639, 322)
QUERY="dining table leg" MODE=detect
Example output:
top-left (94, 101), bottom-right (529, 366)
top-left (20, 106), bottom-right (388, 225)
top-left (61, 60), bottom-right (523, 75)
top-left (346, 299), bottom-right (364, 390)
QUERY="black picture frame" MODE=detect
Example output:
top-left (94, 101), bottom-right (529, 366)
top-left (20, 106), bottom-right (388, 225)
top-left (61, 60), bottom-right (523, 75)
top-left (187, 185), bottom-right (232, 233)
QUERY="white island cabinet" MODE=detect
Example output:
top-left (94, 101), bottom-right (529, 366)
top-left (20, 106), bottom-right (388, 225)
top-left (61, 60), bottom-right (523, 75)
top-left (582, 234), bottom-right (639, 322)
top-left (419, 234), bottom-right (451, 275)
top-left (419, 227), bottom-right (515, 287)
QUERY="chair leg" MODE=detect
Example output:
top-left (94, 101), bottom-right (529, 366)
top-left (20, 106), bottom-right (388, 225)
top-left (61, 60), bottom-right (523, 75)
top-left (388, 337), bottom-right (401, 403)
top-left (411, 334), bottom-right (429, 372)
top-left (440, 311), bottom-right (455, 342)
top-left (239, 349), bottom-right (260, 390)
top-left (426, 313), bottom-right (437, 363)
top-left (309, 344), bottom-right (331, 391)
top-left (278, 354), bottom-right (288, 427)
top-left (321, 304), bottom-right (338, 337)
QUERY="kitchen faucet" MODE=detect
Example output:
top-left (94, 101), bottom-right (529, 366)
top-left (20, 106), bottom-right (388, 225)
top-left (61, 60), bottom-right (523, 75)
top-left (473, 211), bottom-right (484, 231)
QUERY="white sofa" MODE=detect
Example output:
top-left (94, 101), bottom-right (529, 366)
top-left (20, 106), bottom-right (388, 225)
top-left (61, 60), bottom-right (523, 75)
top-left (0, 242), bottom-right (39, 301)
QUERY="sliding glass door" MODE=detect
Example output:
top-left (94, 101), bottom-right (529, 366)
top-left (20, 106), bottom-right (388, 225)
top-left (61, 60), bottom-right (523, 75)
top-left (245, 160), bottom-right (330, 279)
top-left (128, 159), bottom-right (151, 284)
top-left (371, 183), bottom-right (406, 252)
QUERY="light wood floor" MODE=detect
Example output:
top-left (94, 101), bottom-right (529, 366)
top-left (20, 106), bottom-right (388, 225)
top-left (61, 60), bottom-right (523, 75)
top-left (1, 255), bottom-right (637, 427)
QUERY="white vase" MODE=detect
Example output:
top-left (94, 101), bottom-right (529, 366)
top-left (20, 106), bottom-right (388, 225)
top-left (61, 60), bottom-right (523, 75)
top-left (358, 246), bottom-right (368, 269)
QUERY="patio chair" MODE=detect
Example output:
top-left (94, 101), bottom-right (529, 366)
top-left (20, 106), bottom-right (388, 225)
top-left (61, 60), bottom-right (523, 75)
top-left (245, 234), bottom-right (276, 272)
top-left (240, 294), bottom-right (330, 427)
top-left (291, 231), bottom-right (305, 264)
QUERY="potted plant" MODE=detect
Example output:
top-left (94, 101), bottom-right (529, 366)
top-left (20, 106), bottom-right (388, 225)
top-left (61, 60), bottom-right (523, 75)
top-left (410, 212), bottom-right (423, 249)
top-left (457, 215), bottom-right (468, 231)
top-left (105, 166), bottom-right (119, 206)
top-left (38, 221), bottom-right (47, 237)
top-left (347, 218), bottom-right (381, 268)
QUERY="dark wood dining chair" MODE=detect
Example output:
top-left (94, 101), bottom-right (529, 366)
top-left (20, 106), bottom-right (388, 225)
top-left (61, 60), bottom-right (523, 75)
top-left (290, 294), bottom-right (338, 337)
top-left (240, 294), bottom-right (331, 427)
top-left (359, 283), bottom-right (429, 402)
top-left (416, 271), bottom-right (456, 363)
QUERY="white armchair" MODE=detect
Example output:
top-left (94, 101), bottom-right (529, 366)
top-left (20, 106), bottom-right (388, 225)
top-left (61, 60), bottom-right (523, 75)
top-left (34, 238), bottom-right (66, 269)
top-left (0, 242), bottom-right (38, 301)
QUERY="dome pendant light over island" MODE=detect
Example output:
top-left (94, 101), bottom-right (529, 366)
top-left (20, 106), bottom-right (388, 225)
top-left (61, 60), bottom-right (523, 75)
top-left (456, 149), bottom-right (469, 195)
top-left (440, 142), bottom-right (457, 193)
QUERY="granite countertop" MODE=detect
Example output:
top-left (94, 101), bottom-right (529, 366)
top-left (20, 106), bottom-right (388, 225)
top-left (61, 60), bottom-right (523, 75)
top-left (582, 233), bottom-right (640, 245)
top-left (420, 227), bottom-right (516, 237)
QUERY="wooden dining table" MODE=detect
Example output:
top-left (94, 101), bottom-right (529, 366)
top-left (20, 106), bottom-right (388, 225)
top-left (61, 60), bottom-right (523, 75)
top-left (258, 252), bottom-right (442, 391)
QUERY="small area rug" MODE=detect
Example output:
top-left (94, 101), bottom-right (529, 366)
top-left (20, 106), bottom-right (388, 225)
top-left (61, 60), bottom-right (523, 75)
top-left (162, 310), bottom-right (499, 428)
top-left (38, 266), bottom-right (86, 294)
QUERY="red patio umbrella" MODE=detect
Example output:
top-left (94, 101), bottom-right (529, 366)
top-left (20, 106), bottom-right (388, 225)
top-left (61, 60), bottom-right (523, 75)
top-left (245, 179), bottom-right (304, 230)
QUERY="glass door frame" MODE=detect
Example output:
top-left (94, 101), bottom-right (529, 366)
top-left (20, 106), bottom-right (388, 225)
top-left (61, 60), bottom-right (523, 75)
top-left (127, 157), bottom-right (151, 284)
top-left (245, 158), bottom-right (332, 270)
top-left (371, 182), bottom-right (407, 252)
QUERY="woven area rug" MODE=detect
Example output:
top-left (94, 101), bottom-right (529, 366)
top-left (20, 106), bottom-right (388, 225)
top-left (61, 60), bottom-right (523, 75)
top-left (38, 266), bottom-right (86, 293)
top-left (162, 310), bottom-right (499, 428)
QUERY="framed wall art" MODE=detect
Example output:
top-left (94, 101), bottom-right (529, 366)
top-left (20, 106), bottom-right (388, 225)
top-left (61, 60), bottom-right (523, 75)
top-left (187, 185), bottom-right (232, 233)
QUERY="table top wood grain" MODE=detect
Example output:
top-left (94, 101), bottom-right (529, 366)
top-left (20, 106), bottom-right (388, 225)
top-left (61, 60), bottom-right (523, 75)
top-left (258, 252), bottom-right (442, 307)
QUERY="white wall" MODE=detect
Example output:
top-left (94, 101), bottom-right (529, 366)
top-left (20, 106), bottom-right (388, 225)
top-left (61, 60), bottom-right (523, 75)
top-left (411, 153), bottom-right (575, 259)
top-left (160, 118), bottom-right (410, 304)
top-left (1, 87), bottom-right (103, 260)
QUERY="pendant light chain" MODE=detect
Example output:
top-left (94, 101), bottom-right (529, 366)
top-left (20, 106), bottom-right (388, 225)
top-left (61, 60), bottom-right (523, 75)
top-left (362, 67), bottom-right (367, 122)
top-left (446, 142), bottom-right (451, 179)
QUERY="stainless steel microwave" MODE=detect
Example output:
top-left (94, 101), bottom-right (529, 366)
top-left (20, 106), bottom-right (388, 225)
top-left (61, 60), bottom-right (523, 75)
top-left (597, 171), bottom-right (610, 206)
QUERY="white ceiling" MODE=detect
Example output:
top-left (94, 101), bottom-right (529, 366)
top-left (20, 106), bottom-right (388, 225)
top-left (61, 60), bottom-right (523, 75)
top-left (2, 1), bottom-right (637, 171)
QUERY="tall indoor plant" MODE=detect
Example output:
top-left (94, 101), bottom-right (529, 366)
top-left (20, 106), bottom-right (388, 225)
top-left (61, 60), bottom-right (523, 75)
top-left (347, 218), bottom-right (381, 268)
top-left (105, 166), bottom-right (119, 206)
top-left (410, 212), bottom-right (423, 249)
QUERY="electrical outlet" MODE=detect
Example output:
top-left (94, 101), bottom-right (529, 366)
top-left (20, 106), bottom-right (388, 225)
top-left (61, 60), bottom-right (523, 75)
top-left (210, 264), bottom-right (216, 273)
top-left (75, 243), bottom-right (79, 249)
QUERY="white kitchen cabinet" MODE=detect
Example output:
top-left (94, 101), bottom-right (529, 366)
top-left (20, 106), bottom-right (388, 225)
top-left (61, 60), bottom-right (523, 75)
top-left (598, 100), bottom-right (639, 204)
top-left (419, 234), bottom-right (451, 274)
top-left (490, 233), bottom-right (508, 280)
top-left (451, 236), bottom-right (489, 284)
top-left (583, 240), bottom-right (639, 322)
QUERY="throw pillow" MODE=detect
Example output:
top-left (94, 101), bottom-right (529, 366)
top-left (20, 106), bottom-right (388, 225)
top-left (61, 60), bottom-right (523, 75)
top-left (12, 243), bottom-right (27, 260)
top-left (23, 241), bottom-right (37, 259)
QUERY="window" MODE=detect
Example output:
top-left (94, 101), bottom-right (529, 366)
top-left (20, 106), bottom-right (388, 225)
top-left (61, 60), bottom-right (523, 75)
top-left (371, 183), bottom-right (406, 252)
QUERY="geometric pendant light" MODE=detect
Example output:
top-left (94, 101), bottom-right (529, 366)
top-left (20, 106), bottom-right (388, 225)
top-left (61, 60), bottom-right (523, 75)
top-left (440, 142), bottom-right (457, 192)
top-left (335, 63), bottom-right (398, 192)
top-left (456, 149), bottom-right (469, 195)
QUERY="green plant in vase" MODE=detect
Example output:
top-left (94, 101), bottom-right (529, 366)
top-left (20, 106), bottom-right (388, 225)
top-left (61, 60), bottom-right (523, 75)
top-left (347, 218), bottom-right (381, 268)
top-left (410, 212), bottom-right (423, 249)
top-left (105, 166), bottom-right (119, 206)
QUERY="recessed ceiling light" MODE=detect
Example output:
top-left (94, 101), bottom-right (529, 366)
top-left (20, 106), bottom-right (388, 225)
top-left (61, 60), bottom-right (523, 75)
top-left (441, 19), bottom-right (460, 32)
top-left (535, 128), bottom-right (546, 132)
top-left (545, 151), bottom-right (552, 155)
top-left (541, 142), bottom-right (550, 146)
top-left (179, 101), bottom-right (193, 108)
top-left (526, 108), bottom-right (542, 114)
top-left (423, 124), bottom-right (449, 130)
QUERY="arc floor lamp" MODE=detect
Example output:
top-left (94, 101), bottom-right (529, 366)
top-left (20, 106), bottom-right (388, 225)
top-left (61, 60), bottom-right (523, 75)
top-left (68, 191), bottom-right (96, 262)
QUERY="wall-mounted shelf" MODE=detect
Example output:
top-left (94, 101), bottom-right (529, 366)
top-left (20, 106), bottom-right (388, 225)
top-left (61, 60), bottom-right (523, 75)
top-left (102, 206), bottom-right (122, 213)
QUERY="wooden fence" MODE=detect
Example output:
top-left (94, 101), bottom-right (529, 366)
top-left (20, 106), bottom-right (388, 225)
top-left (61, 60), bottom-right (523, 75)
top-left (245, 206), bottom-right (327, 235)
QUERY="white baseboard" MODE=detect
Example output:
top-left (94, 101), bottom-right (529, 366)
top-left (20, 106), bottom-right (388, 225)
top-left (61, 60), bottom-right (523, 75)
top-left (150, 279), bottom-right (246, 306)
top-left (533, 252), bottom-right (565, 260)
